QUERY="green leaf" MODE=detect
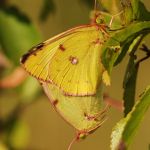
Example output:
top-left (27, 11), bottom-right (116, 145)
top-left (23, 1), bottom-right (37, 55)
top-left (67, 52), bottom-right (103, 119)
top-left (0, 6), bottom-right (42, 65)
top-left (121, 0), bottom-right (134, 24)
top-left (137, 1), bottom-right (150, 21)
top-left (123, 35), bottom-right (144, 116)
top-left (121, 0), bottom-right (150, 24)
top-left (114, 21), bottom-right (150, 65)
top-left (102, 21), bottom-right (150, 74)
top-left (111, 86), bottom-right (150, 150)
top-left (123, 57), bottom-right (138, 116)
top-left (130, 0), bottom-right (150, 21)
top-left (102, 44), bottom-right (121, 74)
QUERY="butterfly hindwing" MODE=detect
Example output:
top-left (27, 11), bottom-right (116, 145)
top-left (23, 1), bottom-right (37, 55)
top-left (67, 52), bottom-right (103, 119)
top-left (42, 82), bottom-right (106, 133)
top-left (21, 25), bottom-right (105, 96)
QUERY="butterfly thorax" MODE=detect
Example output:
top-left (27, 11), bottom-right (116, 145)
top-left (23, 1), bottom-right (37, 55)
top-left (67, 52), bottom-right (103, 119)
top-left (90, 11), bottom-right (109, 37)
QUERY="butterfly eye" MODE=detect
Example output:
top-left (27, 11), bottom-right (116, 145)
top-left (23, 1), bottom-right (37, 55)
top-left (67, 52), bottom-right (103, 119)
top-left (96, 16), bottom-right (104, 24)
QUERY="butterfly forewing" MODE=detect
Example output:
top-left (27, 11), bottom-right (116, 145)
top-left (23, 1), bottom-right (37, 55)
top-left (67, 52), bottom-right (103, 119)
top-left (21, 25), bottom-right (105, 96)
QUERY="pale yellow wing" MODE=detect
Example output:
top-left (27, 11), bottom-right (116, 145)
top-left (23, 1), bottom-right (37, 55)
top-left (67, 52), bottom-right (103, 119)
top-left (21, 25), bottom-right (106, 96)
top-left (42, 82), bottom-right (106, 133)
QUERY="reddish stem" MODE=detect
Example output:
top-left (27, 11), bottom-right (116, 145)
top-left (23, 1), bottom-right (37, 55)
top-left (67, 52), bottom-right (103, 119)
top-left (0, 67), bottom-right (27, 88)
top-left (104, 93), bottom-right (124, 112)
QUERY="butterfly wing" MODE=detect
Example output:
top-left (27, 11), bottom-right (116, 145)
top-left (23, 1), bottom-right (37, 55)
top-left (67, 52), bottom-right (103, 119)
top-left (42, 82), bottom-right (106, 133)
top-left (21, 25), bottom-right (106, 96)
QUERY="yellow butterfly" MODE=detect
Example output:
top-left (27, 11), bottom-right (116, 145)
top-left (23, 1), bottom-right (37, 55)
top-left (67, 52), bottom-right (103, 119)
top-left (20, 11), bottom-right (110, 96)
top-left (20, 9), bottom-right (111, 149)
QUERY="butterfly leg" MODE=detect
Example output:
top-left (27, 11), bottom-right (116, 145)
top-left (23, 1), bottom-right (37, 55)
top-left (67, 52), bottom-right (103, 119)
top-left (77, 113), bottom-right (108, 140)
top-left (67, 110), bottom-right (108, 150)
top-left (78, 105), bottom-right (110, 137)
top-left (84, 104), bottom-right (110, 121)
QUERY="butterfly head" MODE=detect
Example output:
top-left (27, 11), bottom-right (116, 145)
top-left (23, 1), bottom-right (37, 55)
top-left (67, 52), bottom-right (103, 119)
top-left (90, 11), bottom-right (105, 25)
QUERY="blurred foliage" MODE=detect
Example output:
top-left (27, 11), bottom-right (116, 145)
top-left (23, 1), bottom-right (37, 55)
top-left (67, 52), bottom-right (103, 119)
top-left (0, 6), bottom-right (41, 65)
top-left (39, 0), bottom-right (55, 22)
top-left (79, 0), bottom-right (94, 9)
top-left (8, 120), bottom-right (29, 149)
top-left (0, 2), bottom-right (42, 150)
top-left (0, 0), bottom-right (150, 150)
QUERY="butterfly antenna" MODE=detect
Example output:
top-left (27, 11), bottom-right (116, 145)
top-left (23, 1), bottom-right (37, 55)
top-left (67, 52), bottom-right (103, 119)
top-left (67, 134), bottom-right (77, 150)
top-left (109, 10), bottom-right (124, 28)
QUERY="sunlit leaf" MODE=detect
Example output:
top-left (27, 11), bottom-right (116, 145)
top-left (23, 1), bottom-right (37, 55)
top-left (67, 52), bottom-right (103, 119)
top-left (111, 86), bottom-right (150, 150)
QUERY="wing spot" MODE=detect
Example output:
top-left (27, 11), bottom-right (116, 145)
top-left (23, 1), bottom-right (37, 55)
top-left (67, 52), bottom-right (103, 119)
top-left (20, 42), bottom-right (45, 64)
top-left (52, 99), bottom-right (58, 106)
top-left (21, 53), bottom-right (30, 64)
top-left (92, 38), bottom-right (103, 45)
top-left (59, 44), bottom-right (66, 51)
top-left (34, 42), bottom-right (45, 50)
top-left (69, 56), bottom-right (78, 65)
top-left (84, 113), bottom-right (97, 121)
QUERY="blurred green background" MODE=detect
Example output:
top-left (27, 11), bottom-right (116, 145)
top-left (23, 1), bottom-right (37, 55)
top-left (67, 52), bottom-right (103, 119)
top-left (0, 0), bottom-right (150, 150)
